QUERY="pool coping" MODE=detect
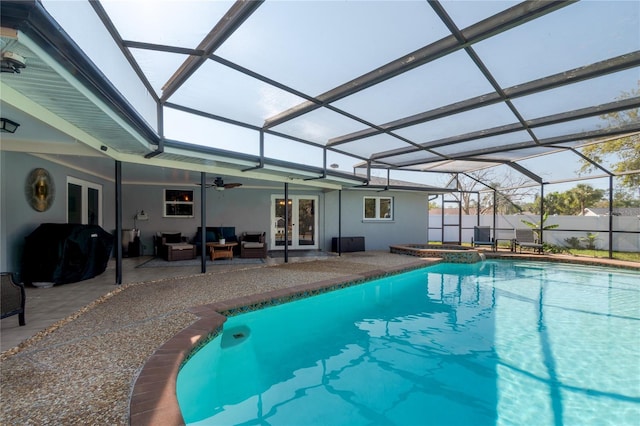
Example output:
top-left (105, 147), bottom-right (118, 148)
top-left (128, 258), bottom-right (438, 425)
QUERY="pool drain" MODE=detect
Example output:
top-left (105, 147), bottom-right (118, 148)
top-left (221, 325), bottom-right (250, 348)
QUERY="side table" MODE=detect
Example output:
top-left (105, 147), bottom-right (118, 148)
top-left (206, 242), bottom-right (238, 260)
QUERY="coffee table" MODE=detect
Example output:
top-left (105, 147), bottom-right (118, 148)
top-left (206, 242), bottom-right (238, 260)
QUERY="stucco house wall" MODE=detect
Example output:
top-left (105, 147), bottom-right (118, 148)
top-left (1, 151), bottom-right (115, 272)
top-left (1, 151), bottom-right (434, 273)
top-left (324, 190), bottom-right (429, 251)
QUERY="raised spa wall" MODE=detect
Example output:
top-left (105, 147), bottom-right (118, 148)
top-left (390, 244), bottom-right (485, 263)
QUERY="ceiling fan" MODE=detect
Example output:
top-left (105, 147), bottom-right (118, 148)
top-left (198, 176), bottom-right (243, 191)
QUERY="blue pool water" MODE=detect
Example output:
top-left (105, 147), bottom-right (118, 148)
top-left (177, 261), bottom-right (640, 425)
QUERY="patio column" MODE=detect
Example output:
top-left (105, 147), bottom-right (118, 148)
top-left (608, 176), bottom-right (613, 259)
top-left (284, 182), bottom-right (289, 263)
top-left (200, 172), bottom-right (207, 273)
top-left (540, 184), bottom-right (545, 243)
top-left (115, 160), bottom-right (122, 285)
top-left (492, 190), bottom-right (497, 242)
top-left (338, 189), bottom-right (342, 256)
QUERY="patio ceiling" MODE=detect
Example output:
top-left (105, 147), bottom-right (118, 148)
top-left (1, 0), bottom-right (639, 191)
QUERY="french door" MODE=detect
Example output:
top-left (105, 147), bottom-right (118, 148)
top-left (67, 176), bottom-right (102, 225)
top-left (270, 195), bottom-right (318, 250)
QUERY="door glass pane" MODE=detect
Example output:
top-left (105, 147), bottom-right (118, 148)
top-left (68, 183), bottom-right (82, 224)
top-left (298, 199), bottom-right (315, 246)
top-left (275, 198), bottom-right (292, 246)
top-left (88, 187), bottom-right (99, 225)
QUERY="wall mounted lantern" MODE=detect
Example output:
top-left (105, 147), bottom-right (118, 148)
top-left (0, 118), bottom-right (20, 133)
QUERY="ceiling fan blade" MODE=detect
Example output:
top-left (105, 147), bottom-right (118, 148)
top-left (224, 183), bottom-right (242, 189)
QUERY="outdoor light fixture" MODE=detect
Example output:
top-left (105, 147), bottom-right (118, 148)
top-left (0, 118), bottom-right (20, 133)
top-left (1, 51), bottom-right (26, 74)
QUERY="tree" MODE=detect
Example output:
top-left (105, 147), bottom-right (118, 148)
top-left (530, 184), bottom-right (605, 215)
top-left (611, 188), bottom-right (640, 208)
top-left (568, 184), bottom-right (606, 214)
top-left (593, 186), bottom-right (640, 208)
top-left (445, 170), bottom-right (535, 214)
top-left (579, 84), bottom-right (640, 188)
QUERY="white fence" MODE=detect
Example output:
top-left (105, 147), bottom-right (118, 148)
top-left (428, 214), bottom-right (640, 252)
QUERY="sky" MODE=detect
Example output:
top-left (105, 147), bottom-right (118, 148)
top-left (38, 0), bottom-right (640, 198)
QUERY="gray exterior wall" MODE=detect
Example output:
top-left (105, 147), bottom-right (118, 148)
top-left (324, 190), bottom-right (429, 251)
top-left (0, 151), bottom-right (115, 272)
top-left (1, 151), bottom-right (432, 274)
top-left (124, 185), bottom-right (327, 255)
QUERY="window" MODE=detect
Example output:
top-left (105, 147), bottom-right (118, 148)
top-left (164, 189), bottom-right (194, 217)
top-left (363, 196), bottom-right (393, 220)
top-left (67, 176), bottom-right (102, 225)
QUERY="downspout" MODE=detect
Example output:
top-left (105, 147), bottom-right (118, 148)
top-left (115, 160), bottom-right (122, 285)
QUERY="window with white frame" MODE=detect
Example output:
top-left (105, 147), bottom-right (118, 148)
top-left (363, 196), bottom-right (393, 220)
top-left (164, 189), bottom-right (194, 217)
top-left (67, 176), bottom-right (102, 225)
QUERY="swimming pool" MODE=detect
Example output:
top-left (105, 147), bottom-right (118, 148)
top-left (177, 260), bottom-right (640, 425)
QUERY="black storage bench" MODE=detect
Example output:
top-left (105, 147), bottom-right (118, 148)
top-left (331, 236), bottom-right (365, 253)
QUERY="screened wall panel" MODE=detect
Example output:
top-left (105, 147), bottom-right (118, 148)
top-left (216, 1), bottom-right (450, 95)
top-left (332, 51), bottom-right (496, 125)
top-left (270, 108), bottom-right (369, 145)
top-left (393, 103), bottom-right (519, 144)
top-left (472, 1), bottom-right (640, 88)
top-left (164, 108), bottom-right (259, 154)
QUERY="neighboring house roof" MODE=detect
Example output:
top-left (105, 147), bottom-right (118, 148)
top-left (583, 208), bottom-right (640, 217)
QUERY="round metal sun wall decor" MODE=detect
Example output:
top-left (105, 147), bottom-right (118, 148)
top-left (25, 168), bottom-right (55, 212)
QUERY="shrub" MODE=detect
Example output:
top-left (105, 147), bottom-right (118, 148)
top-left (564, 237), bottom-right (582, 249)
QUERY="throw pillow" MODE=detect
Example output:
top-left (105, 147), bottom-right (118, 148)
top-left (163, 232), bottom-right (182, 244)
top-left (244, 232), bottom-right (262, 243)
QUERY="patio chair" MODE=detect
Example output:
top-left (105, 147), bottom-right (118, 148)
top-left (1, 272), bottom-right (26, 326)
top-left (156, 232), bottom-right (196, 261)
top-left (514, 229), bottom-right (543, 254)
top-left (471, 226), bottom-right (495, 251)
top-left (240, 231), bottom-right (267, 258)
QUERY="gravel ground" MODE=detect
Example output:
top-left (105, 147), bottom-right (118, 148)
top-left (0, 252), bottom-right (429, 425)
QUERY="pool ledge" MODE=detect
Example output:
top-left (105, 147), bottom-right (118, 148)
top-left (390, 244), bottom-right (484, 263)
top-left (128, 258), bottom-right (437, 425)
